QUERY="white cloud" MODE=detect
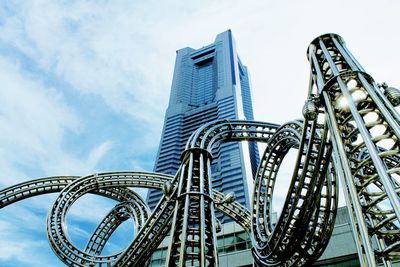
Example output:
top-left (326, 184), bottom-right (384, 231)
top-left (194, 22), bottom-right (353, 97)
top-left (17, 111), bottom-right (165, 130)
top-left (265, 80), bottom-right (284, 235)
top-left (0, 240), bottom-right (25, 261)
top-left (67, 194), bottom-right (117, 223)
top-left (0, 235), bottom-right (60, 266)
top-left (0, 204), bottom-right (61, 266)
top-left (0, 55), bottom-right (77, 183)
top-left (0, 1), bottom-right (170, 127)
top-left (2, 0), bottom-right (399, 128)
top-left (87, 141), bottom-right (113, 168)
top-left (0, 54), bottom-right (115, 186)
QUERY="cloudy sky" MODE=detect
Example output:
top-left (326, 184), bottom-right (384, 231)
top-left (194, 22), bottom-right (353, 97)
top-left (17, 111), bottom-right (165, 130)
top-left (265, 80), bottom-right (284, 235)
top-left (0, 0), bottom-right (399, 266)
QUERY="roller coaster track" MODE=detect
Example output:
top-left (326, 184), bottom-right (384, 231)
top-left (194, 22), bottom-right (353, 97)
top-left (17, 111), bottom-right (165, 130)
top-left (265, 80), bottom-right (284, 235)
top-left (1, 33), bottom-right (399, 266)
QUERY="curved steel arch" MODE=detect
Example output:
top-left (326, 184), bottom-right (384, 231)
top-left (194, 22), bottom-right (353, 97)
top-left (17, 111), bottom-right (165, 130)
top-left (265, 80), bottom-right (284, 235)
top-left (83, 201), bottom-right (147, 257)
top-left (1, 33), bottom-right (399, 267)
top-left (0, 172), bottom-right (252, 266)
top-left (0, 174), bottom-right (251, 232)
top-left (252, 118), bottom-right (337, 266)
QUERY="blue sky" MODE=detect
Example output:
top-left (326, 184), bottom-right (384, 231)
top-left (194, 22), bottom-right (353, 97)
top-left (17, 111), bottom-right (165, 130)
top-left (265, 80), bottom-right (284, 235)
top-left (0, 0), bottom-right (400, 266)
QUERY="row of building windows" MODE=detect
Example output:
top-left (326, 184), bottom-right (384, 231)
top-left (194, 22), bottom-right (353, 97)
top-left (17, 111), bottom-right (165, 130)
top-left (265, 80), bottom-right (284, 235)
top-left (150, 231), bottom-right (252, 267)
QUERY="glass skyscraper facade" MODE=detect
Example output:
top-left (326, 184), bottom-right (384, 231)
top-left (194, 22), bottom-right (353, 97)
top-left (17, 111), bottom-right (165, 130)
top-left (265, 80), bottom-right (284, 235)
top-left (147, 30), bottom-right (259, 222)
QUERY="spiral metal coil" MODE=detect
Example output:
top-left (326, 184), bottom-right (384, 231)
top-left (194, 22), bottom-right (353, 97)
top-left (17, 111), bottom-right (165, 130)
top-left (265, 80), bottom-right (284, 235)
top-left (1, 34), bottom-right (399, 266)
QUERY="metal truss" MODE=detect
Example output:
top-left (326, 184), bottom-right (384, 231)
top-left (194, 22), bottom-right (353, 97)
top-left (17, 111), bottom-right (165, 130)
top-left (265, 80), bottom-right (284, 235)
top-left (0, 34), bottom-right (399, 266)
top-left (0, 172), bottom-right (253, 266)
top-left (252, 119), bottom-right (337, 266)
top-left (307, 33), bottom-right (400, 266)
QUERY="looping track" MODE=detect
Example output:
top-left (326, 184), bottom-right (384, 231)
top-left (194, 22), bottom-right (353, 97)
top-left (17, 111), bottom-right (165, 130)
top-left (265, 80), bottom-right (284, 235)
top-left (252, 117), bottom-right (337, 266)
top-left (0, 171), bottom-right (255, 266)
top-left (1, 33), bottom-right (400, 266)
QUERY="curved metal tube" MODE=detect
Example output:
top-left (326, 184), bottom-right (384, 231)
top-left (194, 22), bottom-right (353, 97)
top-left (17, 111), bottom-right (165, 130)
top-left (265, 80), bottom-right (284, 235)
top-left (1, 33), bottom-right (399, 267)
top-left (252, 118), bottom-right (337, 266)
top-left (0, 172), bottom-right (252, 266)
top-left (83, 201), bottom-right (148, 257)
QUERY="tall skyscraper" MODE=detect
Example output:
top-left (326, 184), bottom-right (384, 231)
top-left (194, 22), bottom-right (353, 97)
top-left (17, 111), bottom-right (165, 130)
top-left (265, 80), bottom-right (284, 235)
top-left (147, 30), bottom-right (259, 221)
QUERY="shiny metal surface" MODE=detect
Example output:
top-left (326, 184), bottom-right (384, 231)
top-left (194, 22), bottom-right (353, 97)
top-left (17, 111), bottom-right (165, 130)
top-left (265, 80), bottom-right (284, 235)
top-left (308, 33), bottom-right (400, 266)
top-left (1, 34), bottom-right (398, 266)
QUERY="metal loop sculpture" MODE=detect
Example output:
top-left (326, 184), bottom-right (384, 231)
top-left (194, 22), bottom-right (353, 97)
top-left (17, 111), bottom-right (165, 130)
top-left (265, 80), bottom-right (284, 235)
top-left (1, 33), bottom-right (399, 266)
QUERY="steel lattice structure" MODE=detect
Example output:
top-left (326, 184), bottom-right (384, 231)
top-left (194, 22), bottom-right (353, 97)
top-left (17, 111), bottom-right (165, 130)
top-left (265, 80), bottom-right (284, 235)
top-left (1, 33), bottom-right (399, 266)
